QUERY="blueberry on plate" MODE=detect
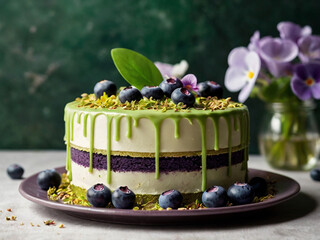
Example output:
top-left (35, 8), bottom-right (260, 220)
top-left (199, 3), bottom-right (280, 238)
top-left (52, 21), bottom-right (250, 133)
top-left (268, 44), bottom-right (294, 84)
top-left (87, 183), bottom-right (112, 208)
top-left (310, 168), bottom-right (320, 181)
top-left (227, 182), bottom-right (255, 205)
top-left (141, 86), bottom-right (164, 100)
top-left (112, 186), bottom-right (136, 209)
top-left (202, 186), bottom-right (227, 208)
top-left (159, 77), bottom-right (183, 97)
top-left (94, 80), bottom-right (117, 99)
top-left (198, 82), bottom-right (212, 98)
top-left (7, 164), bottom-right (24, 179)
top-left (171, 87), bottom-right (195, 107)
top-left (118, 86), bottom-right (142, 103)
top-left (207, 81), bottom-right (223, 99)
top-left (37, 169), bottom-right (61, 190)
top-left (249, 177), bottom-right (268, 197)
top-left (158, 189), bottom-right (183, 209)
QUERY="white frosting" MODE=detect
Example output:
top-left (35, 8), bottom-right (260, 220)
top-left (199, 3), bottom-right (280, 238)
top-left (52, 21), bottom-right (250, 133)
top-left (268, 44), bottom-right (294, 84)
top-left (71, 161), bottom-right (246, 194)
top-left (71, 114), bottom-right (241, 153)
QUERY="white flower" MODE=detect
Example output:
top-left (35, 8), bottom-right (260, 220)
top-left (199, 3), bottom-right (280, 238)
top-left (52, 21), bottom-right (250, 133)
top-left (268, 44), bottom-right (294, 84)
top-left (224, 47), bottom-right (261, 102)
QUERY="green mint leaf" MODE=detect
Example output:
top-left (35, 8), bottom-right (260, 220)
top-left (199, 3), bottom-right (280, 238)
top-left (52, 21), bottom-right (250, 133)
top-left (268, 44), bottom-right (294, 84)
top-left (111, 48), bottom-right (163, 90)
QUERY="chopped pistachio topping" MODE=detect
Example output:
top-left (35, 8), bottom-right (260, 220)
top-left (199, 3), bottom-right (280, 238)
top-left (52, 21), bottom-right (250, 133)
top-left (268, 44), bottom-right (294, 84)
top-left (48, 174), bottom-right (276, 210)
top-left (75, 93), bottom-right (243, 112)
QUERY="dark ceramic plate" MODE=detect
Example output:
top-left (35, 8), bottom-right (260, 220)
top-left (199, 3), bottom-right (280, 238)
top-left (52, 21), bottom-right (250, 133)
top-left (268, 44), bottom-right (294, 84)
top-left (19, 167), bottom-right (300, 225)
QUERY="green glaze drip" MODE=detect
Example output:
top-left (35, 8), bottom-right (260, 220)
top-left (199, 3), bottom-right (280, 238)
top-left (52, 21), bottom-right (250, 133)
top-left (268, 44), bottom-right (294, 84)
top-left (106, 115), bottom-right (113, 184)
top-left (65, 111), bottom-right (72, 180)
top-left (83, 114), bottom-right (89, 137)
top-left (173, 118), bottom-right (180, 139)
top-left (240, 113), bottom-right (244, 148)
top-left (89, 114), bottom-right (99, 173)
top-left (197, 117), bottom-right (207, 192)
top-left (71, 112), bottom-right (76, 141)
top-left (77, 112), bottom-right (81, 124)
top-left (133, 118), bottom-right (139, 127)
top-left (150, 118), bottom-right (163, 179)
top-left (126, 116), bottom-right (132, 138)
top-left (114, 116), bottom-right (123, 141)
top-left (224, 115), bottom-right (232, 177)
top-left (234, 115), bottom-right (239, 131)
top-left (211, 116), bottom-right (220, 151)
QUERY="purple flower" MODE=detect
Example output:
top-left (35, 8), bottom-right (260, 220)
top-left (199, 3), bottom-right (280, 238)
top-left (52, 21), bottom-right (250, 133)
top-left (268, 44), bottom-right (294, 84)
top-left (248, 31), bottom-right (272, 68)
top-left (155, 60), bottom-right (188, 78)
top-left (154, 62), bottom-right (173, 78)
top-left (248, 31), bottom-right (261, 52)
top-left (259, 38), bottom-right (298, 77)
top-left (224, 47), bottom-right (261, 102)
top-left (277, 21), bottom-right (312, 43)
top-left (298, 35), bottom-right (320, 63)
top-left (291, 63), bottom-right (320, 100)
top-left (181, 74), bottom-right (198, 91)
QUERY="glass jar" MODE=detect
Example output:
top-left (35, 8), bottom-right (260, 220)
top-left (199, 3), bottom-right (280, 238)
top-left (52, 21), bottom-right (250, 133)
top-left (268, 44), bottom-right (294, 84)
top-left (259, 101), bottom-right (320, 170)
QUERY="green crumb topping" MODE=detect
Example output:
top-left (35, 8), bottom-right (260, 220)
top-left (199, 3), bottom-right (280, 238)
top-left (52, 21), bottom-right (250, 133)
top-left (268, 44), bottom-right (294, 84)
top-left (47, 174), bottom-right (277, 210)
top-left (75, 93), bottom-right (243, 112)
top-left (47, 173), bottom-right (90, 206)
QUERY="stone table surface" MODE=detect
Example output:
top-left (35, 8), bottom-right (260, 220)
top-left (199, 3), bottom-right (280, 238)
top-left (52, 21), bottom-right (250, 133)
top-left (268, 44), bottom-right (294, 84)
top-left (0, 150), bottom-right (319, 240)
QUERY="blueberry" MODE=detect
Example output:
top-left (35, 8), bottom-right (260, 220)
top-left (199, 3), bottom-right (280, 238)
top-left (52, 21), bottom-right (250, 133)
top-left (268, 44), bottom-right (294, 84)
top-left (7, 164), bottom-right (24, 179)
top-left (171, 87), bottom-right (195, 107)
top-left (159, 77), bottom-right (183, 97)
top-left (227, 183), bottom-right (255, 205)
top-left (94, 80), bottom-right (117, 99)
top-left (310, 168), bottom-right (320, 181)
top-left (141, 86), bottom-right (164, 100)
top-left (198, 82), bottom-right (212, 98)
top-left (202, 186), bottom-right (227, 208)
top-left (112, 186), bottom-right (136, 209)
top-left (86, 183), bottom-right (112, 208)
top-left (198, 81), bottom-right (223, 98)
top-left (158, 189), bottom-right (183, 209)
top-left (118, 87), bottom-right (142, 103)
top-left (37, 169), bottom-right (61, 190)
top-left (207, 81), bottom-right (223, 99)
top-left (249, 177), bottom-right (268, 197)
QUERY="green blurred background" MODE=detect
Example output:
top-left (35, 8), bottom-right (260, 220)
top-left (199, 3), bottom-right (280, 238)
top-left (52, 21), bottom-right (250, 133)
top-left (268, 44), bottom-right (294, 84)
top-left (1, 0), bottom-right (320, 153)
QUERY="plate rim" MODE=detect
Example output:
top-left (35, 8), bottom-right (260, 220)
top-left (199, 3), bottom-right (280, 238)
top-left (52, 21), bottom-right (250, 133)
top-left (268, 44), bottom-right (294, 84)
top-left (19, 167), bottom-right (301, 220)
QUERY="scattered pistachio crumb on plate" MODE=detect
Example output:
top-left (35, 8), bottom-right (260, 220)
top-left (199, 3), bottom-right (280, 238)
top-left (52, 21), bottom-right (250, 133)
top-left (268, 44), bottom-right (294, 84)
top-left (44, 220), bottom-right (56, 226)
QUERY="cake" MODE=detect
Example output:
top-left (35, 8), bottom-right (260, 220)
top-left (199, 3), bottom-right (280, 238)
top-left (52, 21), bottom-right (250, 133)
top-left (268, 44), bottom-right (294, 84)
top-left (64, 96), bottom-right (249, 196)
top-left (63, 48), bottom-right (250, 202)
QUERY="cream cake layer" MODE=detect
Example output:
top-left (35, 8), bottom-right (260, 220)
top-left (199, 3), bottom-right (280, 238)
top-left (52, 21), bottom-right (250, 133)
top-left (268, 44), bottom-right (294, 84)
top-left (71, 161), bottom-right (246, 194)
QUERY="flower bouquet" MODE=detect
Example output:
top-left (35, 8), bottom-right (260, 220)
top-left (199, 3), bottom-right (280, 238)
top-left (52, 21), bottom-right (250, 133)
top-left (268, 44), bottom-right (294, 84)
top-left (224, 21), bottom-right (320, 170)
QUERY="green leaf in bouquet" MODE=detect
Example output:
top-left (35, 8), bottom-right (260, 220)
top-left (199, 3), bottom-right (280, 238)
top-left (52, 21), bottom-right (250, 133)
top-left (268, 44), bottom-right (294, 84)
top-left (260, 76), bottom-right (296, 102)
top-left (111, 48), bottom-right (163, 90)
top-left (260, 80), bottom-right (280, 102)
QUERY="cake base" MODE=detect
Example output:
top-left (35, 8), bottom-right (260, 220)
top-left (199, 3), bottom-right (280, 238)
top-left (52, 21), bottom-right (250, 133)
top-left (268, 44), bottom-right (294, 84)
top-left (71, 161), bottom-right (247, 195)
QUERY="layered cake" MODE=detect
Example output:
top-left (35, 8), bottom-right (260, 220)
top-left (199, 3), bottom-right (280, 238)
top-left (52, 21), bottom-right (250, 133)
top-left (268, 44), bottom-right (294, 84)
top-left (64, 96), bottom-right (249, 196)
top-left (63, 48), bottom-right (250, 201)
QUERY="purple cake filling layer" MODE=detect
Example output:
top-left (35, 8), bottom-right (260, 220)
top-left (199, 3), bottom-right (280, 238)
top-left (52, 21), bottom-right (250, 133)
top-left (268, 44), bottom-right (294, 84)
top-left (71, 148), bottom-right (245, 173)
